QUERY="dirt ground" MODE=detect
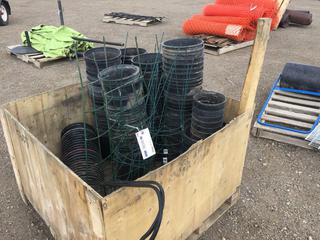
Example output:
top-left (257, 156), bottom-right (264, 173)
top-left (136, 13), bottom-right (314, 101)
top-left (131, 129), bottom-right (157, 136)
top-left (0, 0), bottom-right (320, 239)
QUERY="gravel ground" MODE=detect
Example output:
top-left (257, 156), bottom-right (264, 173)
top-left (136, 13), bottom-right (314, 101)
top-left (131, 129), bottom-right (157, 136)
top-left (0, 0), bottom-right (319, 239)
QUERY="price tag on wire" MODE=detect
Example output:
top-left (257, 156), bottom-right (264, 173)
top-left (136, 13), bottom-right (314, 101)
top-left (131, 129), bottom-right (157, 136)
top-left (135, 128), bottom-right (156, 160)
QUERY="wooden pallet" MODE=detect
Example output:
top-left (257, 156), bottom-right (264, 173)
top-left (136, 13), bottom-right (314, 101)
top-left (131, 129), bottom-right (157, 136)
top-left (197, 35), bottom-right (254, 56)
top-left (252, 89), bottom-right (320, 149)
top-left (187, 189), bottom-right (240, 240)
top-left (103, 13), bottom-right (163, 27)
top-left (7, 45), bottom-right (65, 68)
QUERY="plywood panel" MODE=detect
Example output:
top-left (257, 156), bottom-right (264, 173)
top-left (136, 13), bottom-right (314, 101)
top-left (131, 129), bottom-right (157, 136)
top-left (1, 109), bottom-right (105, 240)
top-left (4, 83), bottom-right (93, 156)
top-left (103, 109), bottom-right (253, 240)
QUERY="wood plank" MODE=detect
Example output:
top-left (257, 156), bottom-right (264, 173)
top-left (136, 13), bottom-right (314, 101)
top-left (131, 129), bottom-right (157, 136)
top-left (274, 90), bottom-right (320, 101)
top-left (271, 94), bottom-right (320, 108)
top-left (275, 0), bottom-right (292, 29)
top-left (204, 40), bottom-right (253, 56)
top-left (103, 109), bottom-right (253, 240)
top-left (265, 107), bottom-right (317, 122)
top-left (268, 100), bottom-right (320, 115)
top-left (187, 189), bottom-right (240, 240)
top-left (261, 114), bottom-right (313, 129)
top-left (29, 54), bottom-right (46, 60)
top-left (217, 40), bottom-right (254, 55)
top-left (0, 109), bottom-right (27, 203)
top-left (253, 122), bottom-right (313, 149)
top-left (239, 18), bottom-right (271, 114)
top-left (253, 122), bottom-right (308, 138)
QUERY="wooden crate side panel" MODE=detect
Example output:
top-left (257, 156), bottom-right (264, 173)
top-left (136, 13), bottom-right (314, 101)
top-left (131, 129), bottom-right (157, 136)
top-left (103, 110), bottom-right (252, 240)
top-left (1, 110), bottom-right (105, 240)
top-left (3, 84), bottom-right (92, 156)
top-left (0, 109), bottom-right (27, 203)
top-left (224, 98), bottom-right (240, 123)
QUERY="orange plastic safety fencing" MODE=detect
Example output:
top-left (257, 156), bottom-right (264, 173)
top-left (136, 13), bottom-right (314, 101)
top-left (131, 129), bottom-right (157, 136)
top-left (183, 0), bottom-right (279, 41)
top-left (183, 19), bottom-right (256, 42)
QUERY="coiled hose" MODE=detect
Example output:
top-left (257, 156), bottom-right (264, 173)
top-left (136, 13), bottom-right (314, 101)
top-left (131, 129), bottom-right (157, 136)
top-left (103, 180), bottom-right (165, 240)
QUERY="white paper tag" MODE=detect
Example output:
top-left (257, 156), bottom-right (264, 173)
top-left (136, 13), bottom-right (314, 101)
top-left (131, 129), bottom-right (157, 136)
top-left (225, 24), bottom-right (242, 36)
top-left (135, 128), bottom-right (156, 160)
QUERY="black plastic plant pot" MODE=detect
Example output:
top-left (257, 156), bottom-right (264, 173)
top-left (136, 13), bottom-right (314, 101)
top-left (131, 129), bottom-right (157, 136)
top-left (61, 122), bottom-right (96, 138)
top-left (162, 38), bottom-right (204, 51)
top-left (162, 57), bottom-right (204, 66)
top-left (166, 79), bottom-right (203, 94)
top-left (104, 79), bottom-right (144, 100)
top-left (192, 107), bottom-right (225, 121)
top-left (106, 93), bottom-right (145, 112)
top-left (167, 68), bottom-right (204, 77)
top-left (106, 99), bottom-right (147, 120)
top-left (163, 61), bottom-right (204, 73)
top-left (191, 120), bottom-right (223, 134)
top-left (99, 64), bottom-right (140, 88)
top-left (190, 126), bottom-right (211, 140)
top-left (132, 53), bottom-right (162, 68)
top-left (165, 75), bottom-right (203, 87)
top-left (182, 127), bottom-right (200, 151)
top-left (84, 47), bottom-right (122, 76)
top-left (193, 90), bottom-right (227, 111)
top-left (191, 116), bottom-right (224, 129)
top-left (164, 113), bottom-right (191, 129)
top-left (121, 48), bottom-right (147, 64)
top-left (60, 123), bottom-right (105, 195)
top-left (165, 92), bottom-right (194, 105)
top-left (164, 72), bottom-right (203, 85)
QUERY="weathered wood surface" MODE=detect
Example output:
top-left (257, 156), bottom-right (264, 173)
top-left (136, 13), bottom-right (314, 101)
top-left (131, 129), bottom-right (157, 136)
top-left (239, 18), bottom-right (271, 115)
top-left (102, 109), bottom-right (253, 240)
top-left (7, 45), bottom-right (65, 68)
top-left (0, 108), bottom-right (105, 239)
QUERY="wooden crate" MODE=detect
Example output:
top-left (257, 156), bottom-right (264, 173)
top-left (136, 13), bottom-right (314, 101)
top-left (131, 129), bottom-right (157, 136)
top-left (0, 19), bottom-right (271, 240)
top-left (7, 45), bottom-right (65, 68)
top-left (198, 35), bottom-right (254, 56)
top-left (252, 88), bottom-right (320, 149)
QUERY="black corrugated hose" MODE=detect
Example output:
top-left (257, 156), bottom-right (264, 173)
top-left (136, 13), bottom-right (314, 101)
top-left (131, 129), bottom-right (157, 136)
top-left (103, 180), bottom-right (165, 240)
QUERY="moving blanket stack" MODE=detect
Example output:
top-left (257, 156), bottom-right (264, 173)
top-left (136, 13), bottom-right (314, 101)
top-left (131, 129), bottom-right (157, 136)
top-left (183, 0), bottom-right (278, 41)
top-left (21, 25), bottom-right (93, 58)
top-left (280, 63), bottom-right (320, 92)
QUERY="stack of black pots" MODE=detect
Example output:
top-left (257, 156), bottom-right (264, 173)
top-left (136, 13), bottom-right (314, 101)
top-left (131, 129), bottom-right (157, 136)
top-left (99, 64), bottom-right (151, 180)
top-left (121, 48), bottom-right (147, 64)
top-left (61, 123), bottom-right (105, 195)
top-left (132, 53), bottom-right (164, 120)
top-left (191, 90), bottom-right (226, 140)
top-left (84, 47), bottom-right (122, 158)
top-left (160, 38), bottom-right (204, 162)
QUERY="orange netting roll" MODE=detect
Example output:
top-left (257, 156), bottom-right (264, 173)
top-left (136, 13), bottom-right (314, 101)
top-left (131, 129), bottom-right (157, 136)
top-left (183, 0), bottom-right (279, 41)
top-left (203, 4), bottom-right (267, 19)
top-left (183, 19), bottom-right (256, 42)
top-left (191, 15), bottom-right (254, 27)
top-left (215, 0), bottom-right (277, 11)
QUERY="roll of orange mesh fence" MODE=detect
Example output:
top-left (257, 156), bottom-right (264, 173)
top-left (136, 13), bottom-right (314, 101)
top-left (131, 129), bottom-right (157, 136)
top-left (183, 19), bottom-right (256, 41)
top-left (183, 0), bottom-right (278, 41)
top-left (191, 15), bottom-right (254, 27)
